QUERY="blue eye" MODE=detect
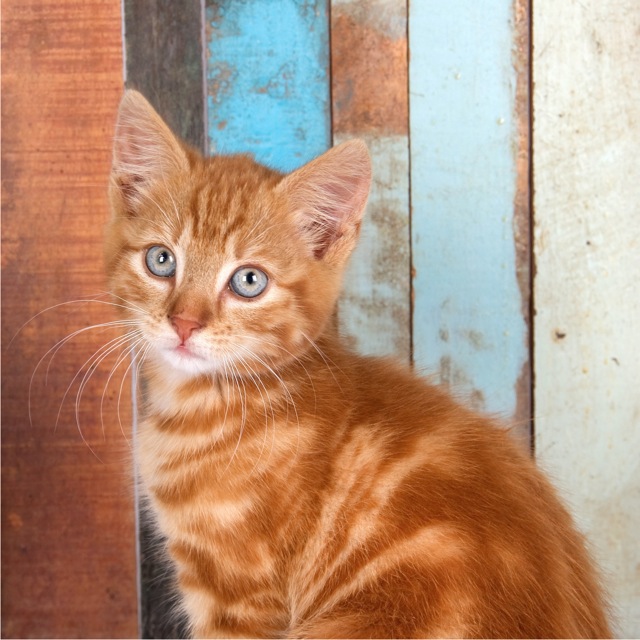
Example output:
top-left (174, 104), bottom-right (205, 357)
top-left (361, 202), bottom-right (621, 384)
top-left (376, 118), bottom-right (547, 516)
top-left (145, 245), bottom-right (176, 278)
top-left (229, 267), bottom-right (268, 298)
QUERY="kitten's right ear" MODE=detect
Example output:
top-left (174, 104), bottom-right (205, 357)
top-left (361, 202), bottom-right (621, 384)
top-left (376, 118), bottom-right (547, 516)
top-left (111, 90), bottom-right (188, 212)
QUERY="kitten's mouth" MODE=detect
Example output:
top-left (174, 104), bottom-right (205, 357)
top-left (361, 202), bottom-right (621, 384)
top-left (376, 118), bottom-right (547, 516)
top-left (174, 344), bottom-right (202, 359)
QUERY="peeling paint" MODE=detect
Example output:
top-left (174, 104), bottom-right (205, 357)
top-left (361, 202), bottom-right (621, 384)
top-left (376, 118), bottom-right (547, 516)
top-left (205, 0), bottom-right (330, 170)
top-left (337, 133), bottom-right (411, 362)
top-left (333, 1), bottom-right (410, 363)
top-left (207, 62), bottom-right (236, 103)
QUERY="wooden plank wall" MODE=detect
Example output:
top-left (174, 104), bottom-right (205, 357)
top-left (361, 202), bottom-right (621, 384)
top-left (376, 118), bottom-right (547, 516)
top-left (533, 0), bottom-right (640, 635)
top-left (3, 0), bottom-right (636, 637)
top-left (1, 0), bottom-right (138, 637)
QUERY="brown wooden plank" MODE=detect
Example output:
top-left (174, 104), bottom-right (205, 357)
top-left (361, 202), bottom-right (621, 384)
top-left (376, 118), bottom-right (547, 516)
top-left (1, 0), bottom-right (139, 637)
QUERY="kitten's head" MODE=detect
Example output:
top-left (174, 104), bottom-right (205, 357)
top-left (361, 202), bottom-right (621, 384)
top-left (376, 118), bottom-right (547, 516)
top-left (106, 90), bottom-right (371, 379)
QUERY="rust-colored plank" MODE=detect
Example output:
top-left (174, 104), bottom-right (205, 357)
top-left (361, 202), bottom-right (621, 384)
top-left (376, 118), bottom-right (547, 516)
top-left (1, 1), bottom-right (138, 637)
top-left (331, 3), bottom-right (408, 137)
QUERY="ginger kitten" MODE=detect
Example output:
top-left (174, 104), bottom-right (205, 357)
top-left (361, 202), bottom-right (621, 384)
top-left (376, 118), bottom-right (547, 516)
top-left (106, 90), bottom-right (611, 638)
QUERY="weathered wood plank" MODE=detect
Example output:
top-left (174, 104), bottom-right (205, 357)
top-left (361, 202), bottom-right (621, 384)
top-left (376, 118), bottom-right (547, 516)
top-left (205, 0), bottom-right (330, 171)
top-left (124, 0), bottom-right (206, 152)
top-left (122, 3), bottom-right (208, 637)
top-left (332, 0), bottom-right (411, 362)
top-left (409, 0), bottom-right (530, 436)
top-left (533, 1), bottom-right (640, 634)
top-left (1, 0), bottom-right (138, 637)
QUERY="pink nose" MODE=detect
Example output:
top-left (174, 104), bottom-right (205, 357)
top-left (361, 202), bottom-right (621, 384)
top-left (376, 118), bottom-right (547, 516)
top-left (170, 315), bottom-right (202, 344)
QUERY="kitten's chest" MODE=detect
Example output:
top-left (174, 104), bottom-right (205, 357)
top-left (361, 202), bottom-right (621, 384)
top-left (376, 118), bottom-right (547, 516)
top-left (137, 407), bottom-right (306, 630)
top-left (136, 406), bottom-right (305, 541)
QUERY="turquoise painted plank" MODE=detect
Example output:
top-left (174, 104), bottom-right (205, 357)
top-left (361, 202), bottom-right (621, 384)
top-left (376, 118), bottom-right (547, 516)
top-left (206, 0), bottom-right (330, 171)
top-left (409, 1), bottom-right (529, 423)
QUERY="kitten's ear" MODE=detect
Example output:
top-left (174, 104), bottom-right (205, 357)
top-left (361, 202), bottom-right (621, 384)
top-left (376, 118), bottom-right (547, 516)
top-left (277, 140), bottom-right (372, 264)
top-left (111, 90), bottom-right (188, 212)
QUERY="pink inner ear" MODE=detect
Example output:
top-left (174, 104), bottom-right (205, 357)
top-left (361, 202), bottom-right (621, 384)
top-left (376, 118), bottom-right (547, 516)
top-left (114, 121), bottom-right (149, 170)
top-left (305, 182), bottom-right (360, 258)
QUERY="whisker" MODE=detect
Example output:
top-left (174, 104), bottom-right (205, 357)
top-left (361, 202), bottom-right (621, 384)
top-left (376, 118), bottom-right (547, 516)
top-left (231, 351), bottom-right (275, 475)
top-left (115, 338), bottom-right (148, 446)
top-left (220, 358), bottom-right (249, 477)
top-left (97, 290), bottom-right (147, 315)
top-left (10, 296), bottom-right (139, 349)
top-left (70, 331), bottom-right (141, 453)
top-left (100, 333), bottom-right (146, 442)
top-left (239, 334), bottom-right (318, 409)
top-left (233, 343), bottom-right (301, 466)
top-left (28, 320), bottom-right (138, 429)
top-left (137, 189), bottom-right (178, 234)
top-left (301, 332), bottom-right (345, 389)
top-left (44, 320), bottom-right (139, 383)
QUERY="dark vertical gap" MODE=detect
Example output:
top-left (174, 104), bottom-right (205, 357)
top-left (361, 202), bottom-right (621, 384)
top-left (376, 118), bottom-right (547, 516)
top-left (327, 0), bottom-right (341, 337)
top-left (327, 0), bottom-right (334, 148)
top-left (526, 0), bottom-right (536, 456)
top-left (511, 0), bottom-right (534, 452)
top-left (123, 1), bottom-right (206, 637)
top-left (406, 0), bottom-right (414, 367)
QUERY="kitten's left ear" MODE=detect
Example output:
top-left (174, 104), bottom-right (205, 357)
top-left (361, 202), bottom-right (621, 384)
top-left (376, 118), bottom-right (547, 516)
top-left (111, 90), bottom-right (189, 213)
top-left (277, 140), bottom-right (372, 265)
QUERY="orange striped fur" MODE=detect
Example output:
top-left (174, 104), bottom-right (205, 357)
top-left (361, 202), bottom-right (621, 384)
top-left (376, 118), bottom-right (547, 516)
top-left (106, 91), bottom-right (611, 638)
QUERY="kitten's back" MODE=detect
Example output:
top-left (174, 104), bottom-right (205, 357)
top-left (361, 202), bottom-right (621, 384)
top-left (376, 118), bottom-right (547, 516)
top-left (285, 351), bottom-right (611, 638)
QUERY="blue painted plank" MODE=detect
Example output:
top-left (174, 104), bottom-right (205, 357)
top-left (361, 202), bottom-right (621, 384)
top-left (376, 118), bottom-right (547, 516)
top-left (409, 1), bottom-right (529, 424)
top-left (206, 0), bottom-right (330, 172)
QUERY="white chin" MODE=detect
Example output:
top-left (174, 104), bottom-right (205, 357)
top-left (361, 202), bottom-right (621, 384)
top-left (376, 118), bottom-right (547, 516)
top-left (157, 347), bottom-right (221, 377)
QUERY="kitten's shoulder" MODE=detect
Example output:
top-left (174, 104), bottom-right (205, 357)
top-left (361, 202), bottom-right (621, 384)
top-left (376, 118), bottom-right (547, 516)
top-left (335, 348), bottom-right (525, 454)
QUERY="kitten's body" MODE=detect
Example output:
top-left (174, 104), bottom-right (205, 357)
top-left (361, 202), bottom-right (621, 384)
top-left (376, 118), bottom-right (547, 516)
top-left (108, 91), bottom-right (611, 638)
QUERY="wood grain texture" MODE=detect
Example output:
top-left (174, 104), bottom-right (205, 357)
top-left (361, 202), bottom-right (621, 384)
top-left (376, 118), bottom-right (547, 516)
top-left (124, 0), bottom-right (206, 152)
top-left (332, 0), bottom-right (411, 362)
top-left (409, 0), bottom-right (530, 438)
top-left (1, 0), bottom-right (138, 637)
top-left (532, 0), bottom-right (640, 634)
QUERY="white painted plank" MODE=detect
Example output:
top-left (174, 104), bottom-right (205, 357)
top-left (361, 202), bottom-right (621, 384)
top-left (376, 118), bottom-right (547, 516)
top-left (533, 1), bottom-right (640, 635)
